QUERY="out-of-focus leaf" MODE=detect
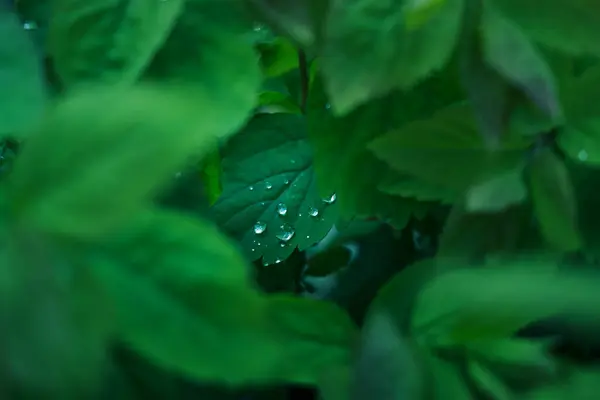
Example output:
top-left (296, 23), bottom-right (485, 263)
top-left (48, 0), bottom-right (184, 86)
top-left (411, 265), bottom-right (600, 347)
top-left (7, 85), bottom-right (237, 240)
top-left (467, 359), bottom-right (513, 400)
top-left (529, 148), bottom-right (582, 251)
top-left (0, 4), bottom-right (46, 139)
top-left (465, 165), bottom-right (527, 212)
top-left (481, 4), bottom-right (561, 120)
top-left (93, 212), bottom-right (356, 384)
top-left (321, 0), bottom-right (464, 114)
top-left (350, 312), bottom-right (423, 400)
top-left (369, 104), bottom-right (531, 192)
top-left (492, 0), bottom-right (600, 57)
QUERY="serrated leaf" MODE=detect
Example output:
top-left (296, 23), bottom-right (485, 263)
top-left (465, 165), bottom-right (527, 212)
top-left (492, 0), bottom-right (600, 57)
top-left (321, 0), bottom-right (464, 113)
top-left (467, 359), bottom-right (513, 400)
top-left (378, 171), bottom-right (458, 203)
top-left (94, 211), bottom-right (356, 385)
top-left (481, 5), bottom-right (561, 120)
top-left (368, 104), bottom-right (531, 192)
top-left (411, 265), bottom-right (600, 347)
top-left (48, 0), bottom-right (184, 87)
top-left (211, 114), bottom-right (339, 265)
top-left (0, 5), bottom-right (46, 139)
top-left (7, 85), bottom-right (235, 240)
top-left (529, 148), bottom-right (582, 251)
top-left (308, 73), bottom-right (462, 227)
top-left (144, 0), bottom-right (261, 125)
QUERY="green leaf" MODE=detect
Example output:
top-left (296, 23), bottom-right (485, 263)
top-left (426, 353), bottom-right (472, 399)
top-left (368, 103), bottom-right (531, 192)
top-left (481, 4), bottom-right (561, 120)
top-left (211, 114), bottom-right (339, 266)
top-left (0, 5), bottom-right (46, 139)
top-left (247, 0), bottom-right (329, 47)
top-left (465, 165), bottom-right (527, 212)
top-left (144, 0), bottom-right (261, 126)
top-left (321, 0), bottom-right (464, 113)
top-left (94, 211), bottom-right (356, 385)
top-left (0, 231), bottom-right (113, 397)
top-left (350, 312), bottom-right (423, 400)
top-left (466, 338), bottom-right (557, 382)
top-left (467, 359), bottom-right (513, 400)
top-left (378, 171), bottom-right (457, 204)
top-left (492, 0), bottom-right (600, 57)
top-left (308, 73), bottom-right (462, 226)
top-left (257, 37), bottom-right (299, 77)
top-left (7, 85), bottom-right (235, 240)
top-left (529, 148), bottom-right (582, 251)
top-left (411, 265), bottom-right (600, 347)
top-left (558, 65), bottom-right (600, 165)
top-left (48, 0), bottom-right (184, 87)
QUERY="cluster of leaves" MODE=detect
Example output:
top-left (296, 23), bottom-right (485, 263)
top-left (4, 0), bottom-right (600, 399)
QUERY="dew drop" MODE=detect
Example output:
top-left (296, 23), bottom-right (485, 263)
top-left (263, 259), bottom-right (270, 266)
top-left (578, 149), bottom-right (589, 161)
top-left (249, 186), bottom-right (254, 191)
top-left (275, 258), bottom-right (282, 264)
top-left (276, 223), bottom-right (295, 242)
top-left (253, 221), bottom-right (267, 234)
top-left (280, 243), bottom-right (286, 248)
top-left (322, 193), bottom-right (337, 204)
top-left (260, 201), bottom-right (266, 206)
top-left (251, 248), bottom-right (255, 252)
top-left (298, 213), bottom-right (303, 217)
top-left (265, 181), bottom-right (273, 190)
top-left (284, 179), bottom-right (290, 185)
top-left (277, 203), bottom-right (288, 216)
top-left (23, 21), bottom-right (37, 30)
top-left (308, 207), bottom-right (319, 217)
top-left (253, 22), bottom-right (263, 32)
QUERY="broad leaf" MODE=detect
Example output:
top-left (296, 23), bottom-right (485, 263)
top-left (492, 0), bottom-right (600, 57)
top-left (308, 73), bottom-right (462, 225)
top-left (558, 65), bottom-right (600, 165)
top-left (0, 5), bottom-right (46, 139)
top-left (7, 85), bottom-right (234, 240)
top-left (93, 209), bottom-right (356, 384)
top-left (411, 265), bottom-right (600, 347)
top-left (465, 165), bottom-right (527, 212)
top-left (529, 148), bottom-right (582, 251)
top-left (350, 312), bottom-right (423, 400)
top-left (481, 5), bottom-right (561, 120)
top-left (426, 353), bottom-right (472, 399)
top-left (144, 0), bottom-right (261, 127)
top-left (211, 114), bottom-right (339, 265)
top-left (321, 0), bottom-right (464, 113)
top-left (48, 0), bottom-right (184, 87)
top-left (0, 231), bottom-right (113, 397)
top-left (368, 103), bottom-right (532, 192)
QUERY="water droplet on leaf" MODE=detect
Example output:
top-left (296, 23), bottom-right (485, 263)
top-left (284, 179), bottom-right (290, 185)
top-left (249, 186), bottom-right (254, 191)
top-left (23, 21), bottom-right (37, 30)
top-left (276, 224), bottom-right (295, 242)
top-left (275, 259), bottom-right (282, 264)
top-left (265, 181), bottom-right (273, 189)
top-left (277, 203), bottom-right (288, 216)
top-left (253, 22), bottom-right (263, 32)
top-left (322, 193), bottom-right (337, 204)
top-left (253, 221), bottom-right (267, 234)
top-left (308, 207), bottom-right (319, 217)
